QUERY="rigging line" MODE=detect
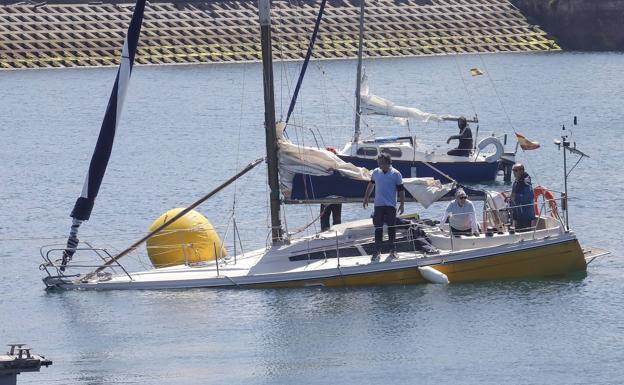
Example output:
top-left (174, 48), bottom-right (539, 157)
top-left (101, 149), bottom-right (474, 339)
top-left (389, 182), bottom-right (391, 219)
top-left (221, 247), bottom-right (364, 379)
top-left (318, 64), bottom-right (332, 144)
top-left (451, 50), bottom-right (477, 117)
top-left (276, 0), bottom-right (301, 122)
top-left (291, 122), bottom-right (319, 232)
top-left (288, 205), bottom-right (326, 236)
top-left (566, 155), bottom-right (584, 177)
top-left (477, 54), bottom-right (516, 132)
top-left (316, 63), bottom-right (349, 142)
top-left (264, 159), bottom-right (270, 230)
top-left (314, 62), bottom-right (371, 133)
top-left (233, 61), bottom-right (248, 212)
top-left (274, 4), bottom-right (286, 119)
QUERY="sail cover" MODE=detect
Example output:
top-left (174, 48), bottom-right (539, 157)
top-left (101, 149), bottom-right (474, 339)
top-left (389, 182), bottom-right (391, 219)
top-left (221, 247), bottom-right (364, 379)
top-left (277, 122), bottom-right (370, 194)
top-left (402, 177), bottom-right (453, 208)
top-left (360, 71), bottom-right (457, 123)
top-left (60, 0), bottom-right (146, 270)
top-left (278, 122), bottom-right (454, 207)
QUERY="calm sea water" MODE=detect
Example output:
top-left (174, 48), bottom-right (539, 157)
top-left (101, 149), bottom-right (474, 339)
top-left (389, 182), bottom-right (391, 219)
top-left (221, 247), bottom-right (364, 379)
top-left (1, 52), bottom-right (623, 384)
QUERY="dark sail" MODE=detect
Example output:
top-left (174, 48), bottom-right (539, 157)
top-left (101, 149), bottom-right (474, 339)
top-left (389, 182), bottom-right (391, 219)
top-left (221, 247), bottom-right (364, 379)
top-left (61, 0), bottom-right (146, 270)
top-left (71, 0), bottom-right (146, 220)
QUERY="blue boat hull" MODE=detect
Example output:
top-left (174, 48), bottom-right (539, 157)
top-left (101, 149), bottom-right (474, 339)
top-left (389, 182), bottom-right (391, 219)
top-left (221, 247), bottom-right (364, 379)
top-left (289, 171), bottom-right (486, 203)
top-left (339, 155), bottom-right (500, 183)
top-left (288, 155), bottom-right (495, 202)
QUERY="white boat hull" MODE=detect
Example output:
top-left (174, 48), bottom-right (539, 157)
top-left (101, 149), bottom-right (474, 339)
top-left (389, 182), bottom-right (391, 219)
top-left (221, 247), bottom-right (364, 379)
top-left (43, 231), bottom-right (590, 291)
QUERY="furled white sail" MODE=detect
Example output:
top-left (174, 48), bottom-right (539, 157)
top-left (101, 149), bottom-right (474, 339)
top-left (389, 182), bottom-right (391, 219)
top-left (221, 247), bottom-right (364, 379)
top-left (277, 122), bottom-right (371, 195)
top-left (360, 72), bottom-right (457, 123)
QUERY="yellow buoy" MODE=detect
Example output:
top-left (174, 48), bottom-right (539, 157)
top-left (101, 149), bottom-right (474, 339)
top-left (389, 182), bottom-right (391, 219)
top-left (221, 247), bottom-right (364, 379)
top-left (146, 208), bottom-right (226, 268)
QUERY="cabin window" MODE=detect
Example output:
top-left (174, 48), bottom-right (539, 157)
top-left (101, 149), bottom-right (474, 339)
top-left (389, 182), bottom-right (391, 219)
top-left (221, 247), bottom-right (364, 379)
top-left (381, 147), bottom-right (402, 158)
top-left (356, 147), bottom-right (378, 156)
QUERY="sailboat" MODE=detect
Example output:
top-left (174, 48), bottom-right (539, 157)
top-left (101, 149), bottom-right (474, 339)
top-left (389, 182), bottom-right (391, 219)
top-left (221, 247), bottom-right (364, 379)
top-left (336, 70), bottom-right (514, 184)
top-left (283, 1), bottom-right (517, 203)
top-left (40, 0), bottom-right (607, 290)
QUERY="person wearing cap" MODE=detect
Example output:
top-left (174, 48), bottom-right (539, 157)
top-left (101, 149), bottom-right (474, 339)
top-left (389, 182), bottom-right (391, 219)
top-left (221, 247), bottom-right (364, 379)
top-left (439, 188), bottom-right (480, 236)
top-left (509, 163), bottom-right (535, 231)
top-left (446, 116), bottom-right (473, 157)
top-left (363, 153), bottom-right (405, 262)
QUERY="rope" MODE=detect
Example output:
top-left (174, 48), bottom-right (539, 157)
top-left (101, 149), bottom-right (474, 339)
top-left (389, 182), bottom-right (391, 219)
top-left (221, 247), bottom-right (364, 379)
top-left (287, 200), bottom-right (334, 237)
top-left (232, 62), bottom-right (248, 213)
top-left (477, 54), bottom-right (515, 133)
top-left (314, 62), bottom-right (373, 137)
top-left (473, 54), bottom-right (546, 190)
top-left (451, 52), bottom-right (477, 117)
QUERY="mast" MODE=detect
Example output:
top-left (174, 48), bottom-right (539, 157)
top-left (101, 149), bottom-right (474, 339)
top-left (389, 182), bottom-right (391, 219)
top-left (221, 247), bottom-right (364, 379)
top-left (353, 0), bottom-right (365, 143)
top-left (555, 117), bottom-right (588, 233)
top-left (258, 0), bottom-right (283, 243)
top-left (562, 129), bottom-right (569, 231)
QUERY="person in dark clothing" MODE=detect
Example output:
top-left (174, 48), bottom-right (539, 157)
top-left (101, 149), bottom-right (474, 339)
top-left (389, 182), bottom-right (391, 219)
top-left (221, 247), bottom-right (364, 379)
top-left (446, 116), bottom-right (473, 157)
top-left (509, 163), bottom-right (535, 231)
top-left (320, 204), bottom-right (342, 231)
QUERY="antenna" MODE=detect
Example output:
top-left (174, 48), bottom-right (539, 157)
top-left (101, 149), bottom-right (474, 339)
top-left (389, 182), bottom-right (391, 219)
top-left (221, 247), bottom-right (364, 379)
top-left (553, 116), bottom-right (589, 232)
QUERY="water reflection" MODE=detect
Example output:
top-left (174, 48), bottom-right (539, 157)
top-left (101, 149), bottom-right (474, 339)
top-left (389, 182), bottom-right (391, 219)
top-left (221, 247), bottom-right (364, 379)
top-left (5, 52), bottom-right (624, 384)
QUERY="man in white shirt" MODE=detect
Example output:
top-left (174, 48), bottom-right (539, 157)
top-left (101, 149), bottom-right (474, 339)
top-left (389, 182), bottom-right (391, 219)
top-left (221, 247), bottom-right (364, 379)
top-left (439, 188), bottom-right (480, 236)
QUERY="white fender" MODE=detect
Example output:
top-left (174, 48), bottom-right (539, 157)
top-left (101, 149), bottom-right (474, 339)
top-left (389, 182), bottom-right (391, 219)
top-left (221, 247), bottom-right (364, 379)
top-left (477, 136), bottom-right (504, 163)
top-left (418, 266), bottom-right (450, 284)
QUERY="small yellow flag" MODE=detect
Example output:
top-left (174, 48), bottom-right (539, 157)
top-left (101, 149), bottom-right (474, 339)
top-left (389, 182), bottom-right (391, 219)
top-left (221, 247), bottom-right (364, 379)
top-left (470, 68), bottom-right (484, 76)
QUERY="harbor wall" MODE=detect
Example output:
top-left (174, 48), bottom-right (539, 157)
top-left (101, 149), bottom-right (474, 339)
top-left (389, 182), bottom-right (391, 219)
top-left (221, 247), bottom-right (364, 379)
top-left (513, 0), bottom-right (624, 50)
top-left (1, 0), bottom-right (560, 70)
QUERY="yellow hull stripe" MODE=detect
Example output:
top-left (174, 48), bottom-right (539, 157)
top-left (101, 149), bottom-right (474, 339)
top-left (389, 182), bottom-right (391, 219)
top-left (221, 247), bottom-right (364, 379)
top-left (247, 239), bottom-right (586, 288)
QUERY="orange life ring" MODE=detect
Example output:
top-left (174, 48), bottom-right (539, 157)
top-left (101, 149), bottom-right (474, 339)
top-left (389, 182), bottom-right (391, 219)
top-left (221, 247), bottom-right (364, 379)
top-left (534, 186), bottom-right (559, 218)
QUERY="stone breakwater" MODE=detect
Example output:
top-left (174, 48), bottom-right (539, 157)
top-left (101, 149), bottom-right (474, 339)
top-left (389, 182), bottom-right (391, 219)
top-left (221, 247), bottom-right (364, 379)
top-left (0, 0), bottom-right (558, 70)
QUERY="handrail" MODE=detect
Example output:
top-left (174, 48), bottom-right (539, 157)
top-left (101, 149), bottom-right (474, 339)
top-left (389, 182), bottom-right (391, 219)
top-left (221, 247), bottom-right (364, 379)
top-left (335, 230), bottom-right (341, 268)
top-left (40, 245), bottom-right (133, 282)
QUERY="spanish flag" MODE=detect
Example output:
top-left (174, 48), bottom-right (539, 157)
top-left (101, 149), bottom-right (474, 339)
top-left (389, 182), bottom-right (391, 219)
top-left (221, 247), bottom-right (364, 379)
top-left (516, 133), bottom-right (540, 150)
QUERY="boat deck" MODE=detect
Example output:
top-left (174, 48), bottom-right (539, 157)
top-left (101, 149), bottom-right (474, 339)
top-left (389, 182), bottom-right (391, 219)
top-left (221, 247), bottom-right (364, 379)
top-left (41, 215), bottom-right (599, 290)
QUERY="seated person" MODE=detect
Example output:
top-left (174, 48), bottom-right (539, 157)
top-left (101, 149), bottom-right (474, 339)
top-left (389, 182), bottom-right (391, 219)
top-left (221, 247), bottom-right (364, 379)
top-left (439, 188), bottom-right (480, 236)
top-left (446, 116), bottom-right (473, 157)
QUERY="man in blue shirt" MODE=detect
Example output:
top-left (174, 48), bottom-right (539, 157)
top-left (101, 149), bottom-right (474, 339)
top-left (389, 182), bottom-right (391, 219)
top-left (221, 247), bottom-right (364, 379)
top-left (363, 153), bottom-right (405, 262)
